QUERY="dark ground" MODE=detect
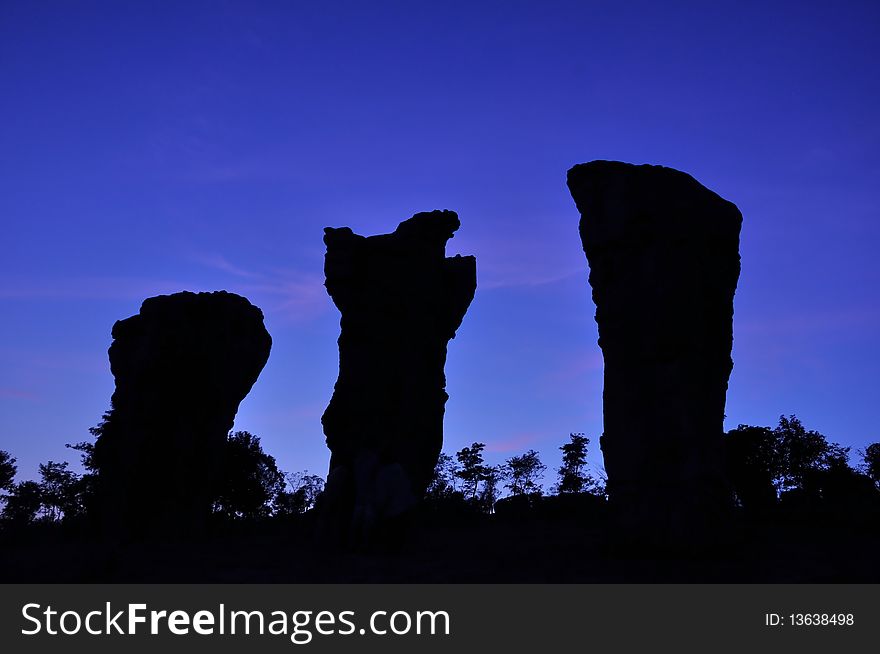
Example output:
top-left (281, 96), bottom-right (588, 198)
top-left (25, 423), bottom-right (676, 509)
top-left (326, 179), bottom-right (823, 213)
top-left (2, 512), bottom-right (878, 583)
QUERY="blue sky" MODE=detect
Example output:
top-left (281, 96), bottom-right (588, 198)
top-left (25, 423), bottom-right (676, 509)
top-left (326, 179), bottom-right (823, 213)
top-left (1, 0), bottom-right (878, 485)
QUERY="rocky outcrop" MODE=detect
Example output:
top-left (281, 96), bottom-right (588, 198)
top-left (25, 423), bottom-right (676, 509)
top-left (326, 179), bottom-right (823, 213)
top-left (567, 161), bottom-right (742, 548)
top-left (319, 210), bottom-right (476, 546)
top-left (93, 291), bottom-right (272, 538)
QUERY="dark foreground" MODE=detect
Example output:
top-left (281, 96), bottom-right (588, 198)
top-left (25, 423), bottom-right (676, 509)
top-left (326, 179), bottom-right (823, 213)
top-left (2, 512), bottom-right (879, 583)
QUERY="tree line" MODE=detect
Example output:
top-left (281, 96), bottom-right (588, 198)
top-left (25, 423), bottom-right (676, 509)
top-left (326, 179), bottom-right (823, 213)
top-left (0, 430), bottom-right (324, 532)
top-left (725, 415), bottom-right (880, 515)
top-left (1, 414), bottom-right (879, 532)
top-left (425, 433), bottom-right (605, 514)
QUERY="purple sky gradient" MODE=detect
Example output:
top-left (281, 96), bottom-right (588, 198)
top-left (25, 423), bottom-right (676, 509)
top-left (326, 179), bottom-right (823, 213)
top-left (1, 1), bottom-right (879, 485)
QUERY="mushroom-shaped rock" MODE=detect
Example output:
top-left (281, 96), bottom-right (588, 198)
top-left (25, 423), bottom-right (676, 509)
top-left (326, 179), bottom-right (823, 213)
top-left (93, 291), bottom-right (272, 538)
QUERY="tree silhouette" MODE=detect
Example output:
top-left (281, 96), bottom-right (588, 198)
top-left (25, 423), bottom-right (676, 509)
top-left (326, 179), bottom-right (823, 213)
top-left (0, 450), bottom-right (15, 492)
top-left (503, 450), bottom-right (546, 497)
top-left (775, 415), bottom-right (849, 494)
top-left (0, 450), bottom-right (16, 514)
top-left (554, 433), bottom-right (596, 494)
top-left (725, 416), bottom-right (863, 513)
top-left (213, 431), bottom-right (286, 521)
top-left (799, 453), bottom-right (879, 515)
top-left (455, 443), bottom-right (487, 500)
top-left (2, 481), bottom-right (42, 526)
top-left (37, 461), bottom-right (81, 522)
top-left (65, 440), bottom-right (98, 520)
top-left (724, 424), bottom-right (780, 511)
top-left (426, 452), bottom-right (459, 501)
top-left (66, 440), bottom-right (96, 472)
top-left (276, 471), bottom-right (325, 516)
top-left (478, 465), bottom-right (502, 513)
top-left (861, 443), bottom-right (880, 489)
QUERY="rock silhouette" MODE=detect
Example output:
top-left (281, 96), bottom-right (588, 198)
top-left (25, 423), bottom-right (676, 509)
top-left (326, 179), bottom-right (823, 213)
top-left (319, 210), bottom-right (476, 546)
top-left (93, 291), bottom-right (272, 538)
top-left (567, 161), bottom-right (742, 548)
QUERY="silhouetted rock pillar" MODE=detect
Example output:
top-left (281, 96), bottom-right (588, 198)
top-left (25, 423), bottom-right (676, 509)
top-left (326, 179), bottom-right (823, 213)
top-left (567, 161), bottom-right (742, 548)
top-left (320, 210), bottom-right (476, 546)
top-left (93, 291), bottom-right (271, 538)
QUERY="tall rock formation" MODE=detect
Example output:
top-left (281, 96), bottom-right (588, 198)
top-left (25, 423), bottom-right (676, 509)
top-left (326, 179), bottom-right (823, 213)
top-left (93, 291), bottom-right (272, 538)
top-left (567, 161), bottom-right (742, 548)
top-left (320, 210), bottom-right (476, 546)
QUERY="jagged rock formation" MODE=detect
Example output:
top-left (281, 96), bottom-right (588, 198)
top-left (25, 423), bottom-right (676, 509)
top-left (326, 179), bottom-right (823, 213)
top-left (93, 291), bottom-right (272, 538)
top-left (567, 161), bottom-right (742, 548)
top-left (320, 210), bottom-right (476, 546)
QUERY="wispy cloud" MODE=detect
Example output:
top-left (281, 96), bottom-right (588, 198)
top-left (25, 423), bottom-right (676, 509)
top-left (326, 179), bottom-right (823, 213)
top-left (479, 266), bottom-right (582, 291)
top-left (230, 273), bottom-right (329, 324)
top-left (246, 402), bottom-right (327, 428)
top-left (188, 252), bottom-right (330, 324)
top-left (0, 277), bottom-right (200, 301)
top-left (188, 252), bottom-right (264, 279)
top-left (0, 388), bottom-right (38, 401)
top-left (485, 431), bottom-right (543, 454)
top-left (542, 351), bottom-right (604, 385)
top-left (456, 228), bottom-right (587, 292)
top-left (0, 251), bottom-right (332, 329)
top-left (736, 306), bottom-right (880, 336)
